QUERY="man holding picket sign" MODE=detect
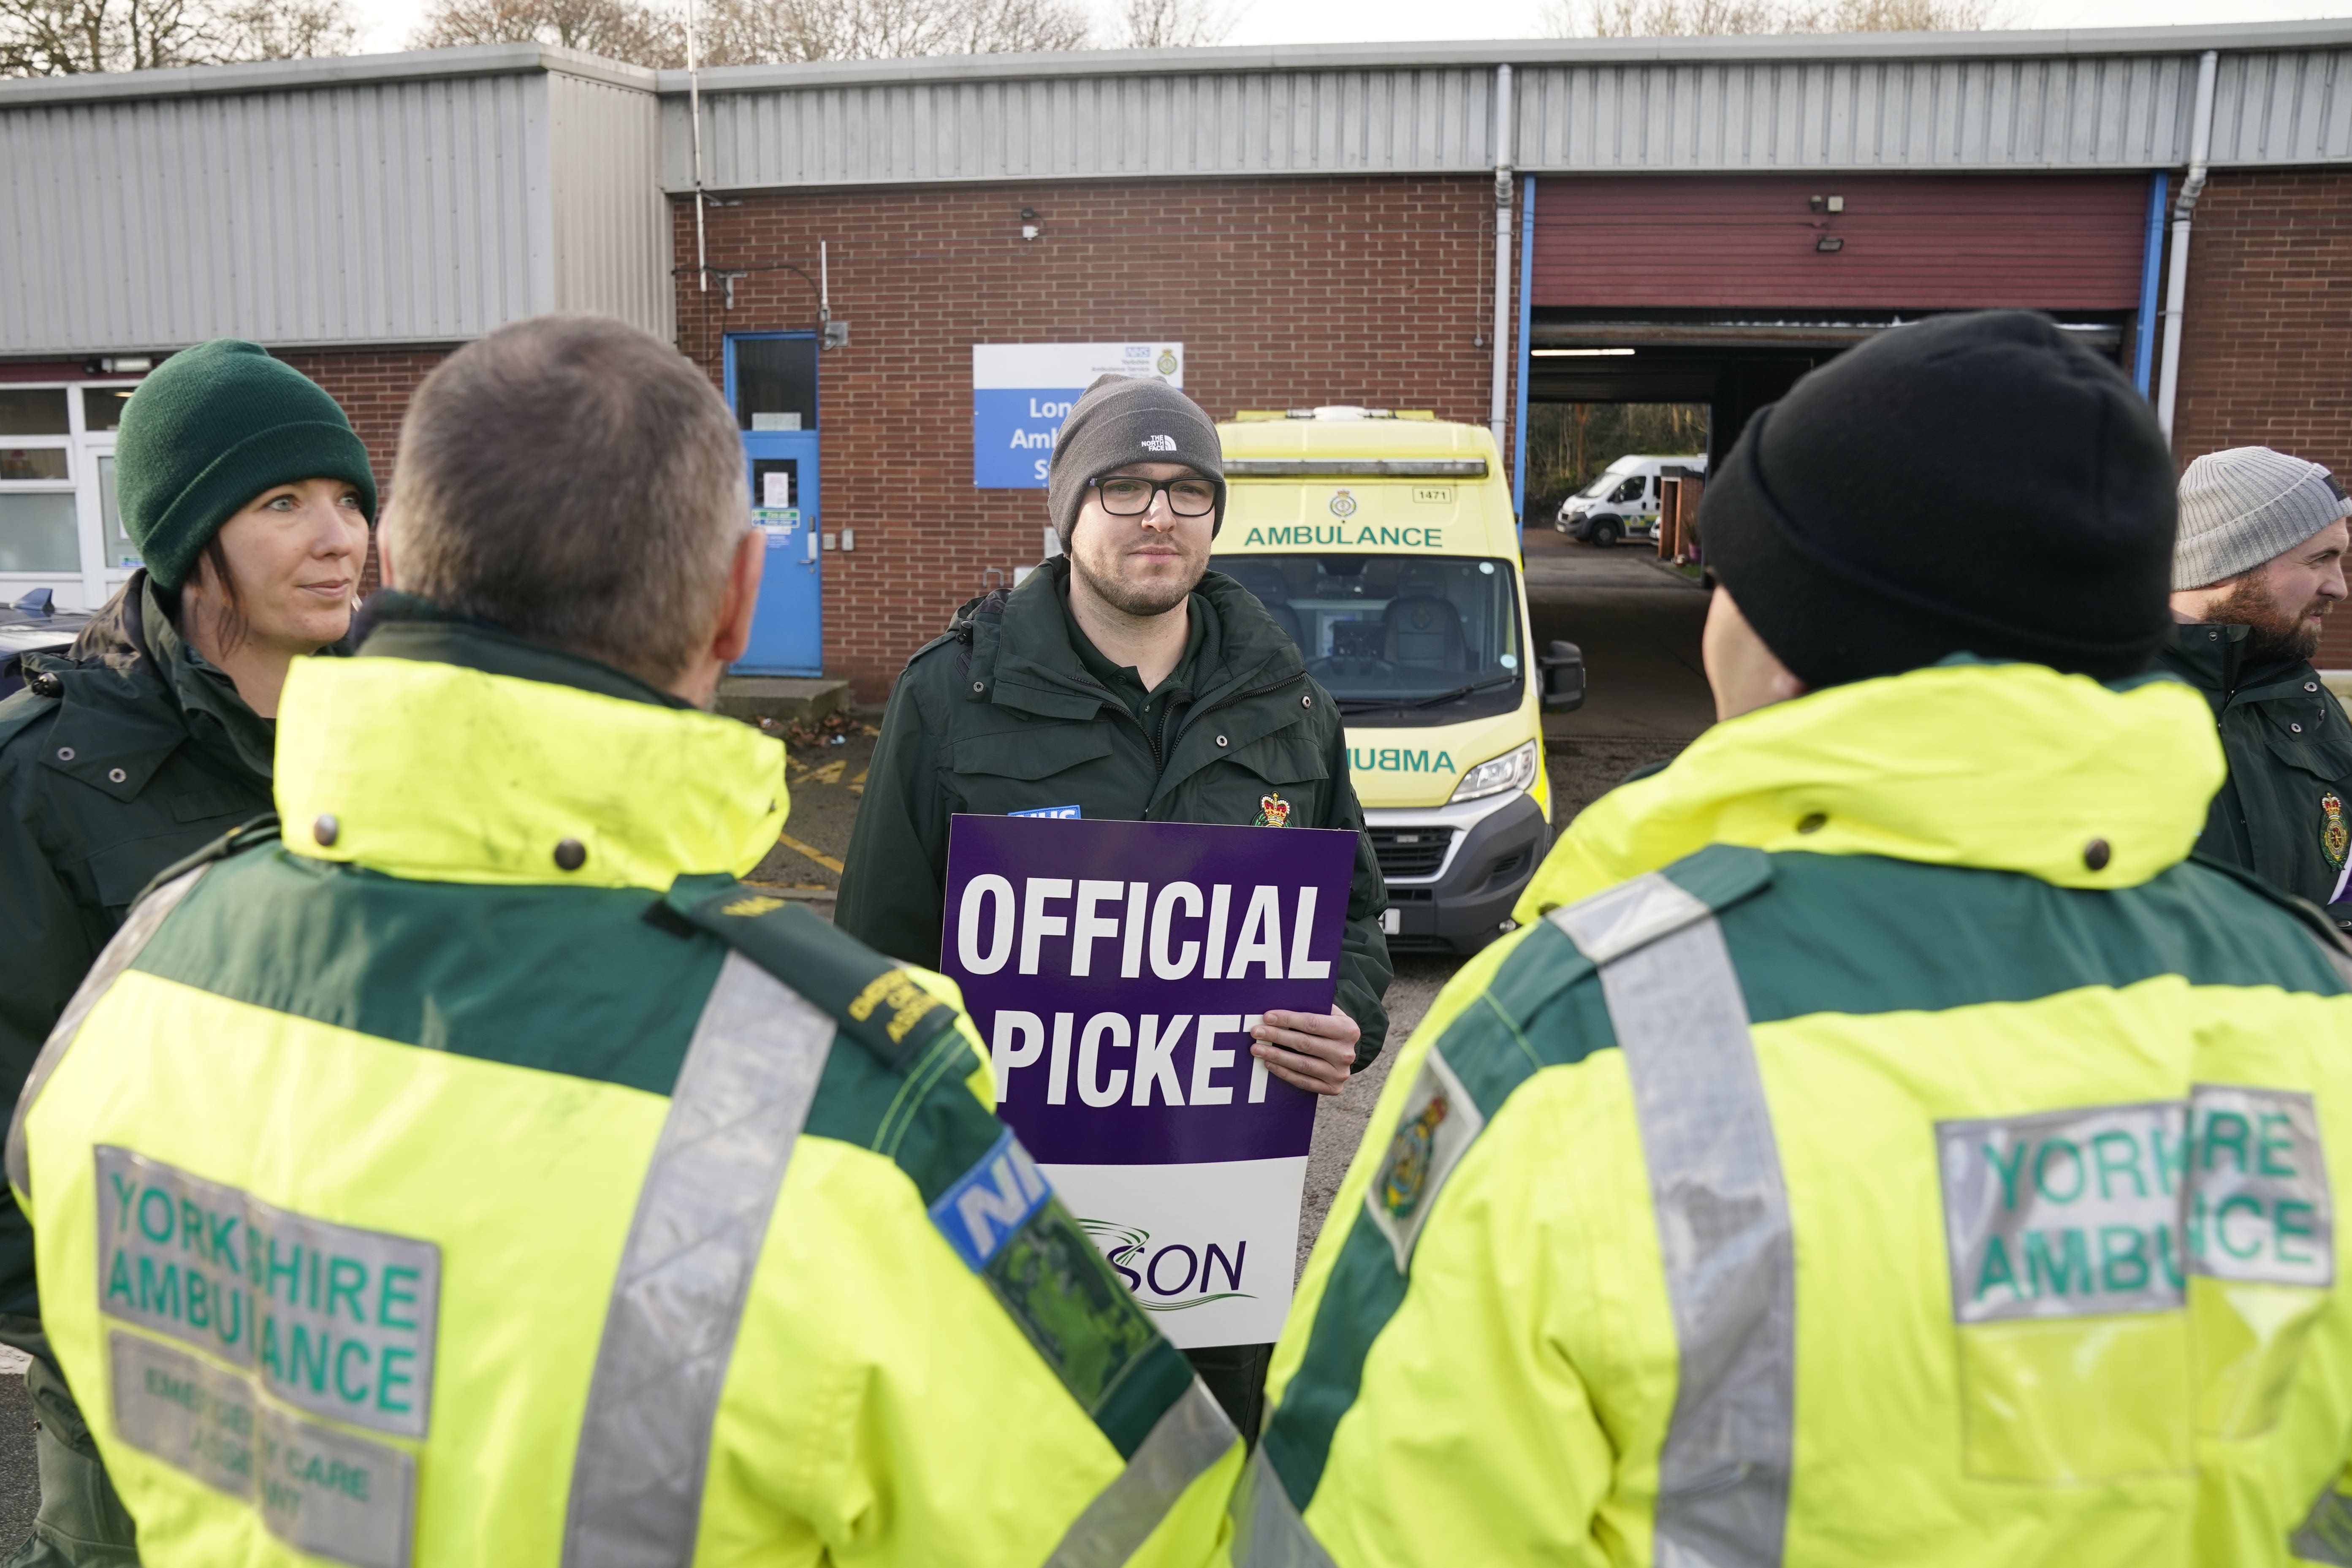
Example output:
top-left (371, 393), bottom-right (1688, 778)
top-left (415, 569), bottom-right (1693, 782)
top-left (837, 373), bottom-right (1392, 1439)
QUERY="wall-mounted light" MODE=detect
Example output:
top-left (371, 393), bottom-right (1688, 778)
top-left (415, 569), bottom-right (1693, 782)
top-left (1816, 236), bottom-right (1845, 252)
top-left (1020, 206), bottom-right (1040, 241)
top-left (1533, 347), bottom-right (1636, 357)
top-left (87, 355), bottom-right (154, 374)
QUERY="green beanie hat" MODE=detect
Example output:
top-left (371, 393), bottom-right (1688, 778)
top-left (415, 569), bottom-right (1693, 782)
top-left (115, 339), bottom-right (378, 590)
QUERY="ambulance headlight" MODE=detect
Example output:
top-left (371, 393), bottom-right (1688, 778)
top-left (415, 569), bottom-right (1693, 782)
top-left (1449, 740), bottom-right (1538, 804)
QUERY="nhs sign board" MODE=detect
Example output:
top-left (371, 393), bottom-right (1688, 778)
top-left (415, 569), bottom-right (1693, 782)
top-left (973, 343), bottom-right (1184, 488)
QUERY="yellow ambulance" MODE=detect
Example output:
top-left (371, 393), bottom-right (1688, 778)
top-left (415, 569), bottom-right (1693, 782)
top-left (1213, 407), bottom-right (1583, 954)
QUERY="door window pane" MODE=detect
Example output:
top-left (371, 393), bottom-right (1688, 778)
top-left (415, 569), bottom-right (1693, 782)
top-left (0, 494), bottom-right (81, 572)
top-left (0, 390), bottom-right (69, 436)
top-left (83, 388), bottom-right (134, 432)
top-left (733, 338), bottom-right (817, 431)
top-left (1, 448), bottom-right (68, 480)
top-left (99, 456), bottom-right (137, 567)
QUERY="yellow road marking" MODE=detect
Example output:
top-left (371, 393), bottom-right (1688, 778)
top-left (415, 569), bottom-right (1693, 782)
top-left (806, 759), bottom-right (846, 786)
top-left (776, 831), bottom-right (845, 875)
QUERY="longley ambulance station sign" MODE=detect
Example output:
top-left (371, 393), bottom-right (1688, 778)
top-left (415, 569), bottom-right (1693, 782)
top-left (972, 343), bottom-right (1184, 488)
top-left (941, 815), bottom-right (1355, 1346)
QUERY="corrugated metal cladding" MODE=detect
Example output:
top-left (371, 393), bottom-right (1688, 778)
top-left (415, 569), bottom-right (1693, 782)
top-left (664, 67), bottom-right (1494, 190)
top-left (1, 74), bottom-right (545, 355)
top-left (666, 41), bottom-right (2352, 192)
top-left (2208, 48), bottom-right (2352, 165)
top-left (1532, 174), bottom-right (2149, 309)
top-left (551, 73), bottom-right (672, 338)
top-left (0, 58), bottom-right (672, 356)
top-left (1509, 55), bottom-right (2203, 170)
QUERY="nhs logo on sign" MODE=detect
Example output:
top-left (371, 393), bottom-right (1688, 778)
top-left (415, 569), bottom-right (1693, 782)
top-left (930, 1129), bottom-right (1052, 1270)
top-left (973, 343), bottom-right (1184, 488)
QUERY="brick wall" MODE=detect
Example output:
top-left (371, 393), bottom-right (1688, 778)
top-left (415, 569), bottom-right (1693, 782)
top-left (278, 346), bottom-right (453, 597)
top-left (2169, 166), bottom-right (2352, 666)
top-left (673, 175), bottom-right (1505, 702)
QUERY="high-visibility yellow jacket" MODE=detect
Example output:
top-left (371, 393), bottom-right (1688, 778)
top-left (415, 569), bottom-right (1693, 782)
top-left (8, 609), bottom-right (1239, 1568)
top-left (1243, 658), bottom-right (2352, 1568)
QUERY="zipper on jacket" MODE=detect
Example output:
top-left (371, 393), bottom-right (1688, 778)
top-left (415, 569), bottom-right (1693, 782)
top-left (1063, 665), bottom-right (1302, 817)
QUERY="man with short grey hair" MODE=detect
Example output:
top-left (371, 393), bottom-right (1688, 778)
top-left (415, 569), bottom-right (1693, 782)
top-left (9, 316), bottom-right (1240, 1565)
top-left (2162, 445), bottom-right (2352, 920)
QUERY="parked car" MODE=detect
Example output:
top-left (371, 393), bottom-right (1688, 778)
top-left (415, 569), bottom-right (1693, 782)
top-left (1556, 453), bottom-right (1707, 546)
top-left (0, 589), bottom-right (91, 700)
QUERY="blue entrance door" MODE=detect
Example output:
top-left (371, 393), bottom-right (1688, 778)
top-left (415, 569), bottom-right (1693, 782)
top-left (727, 334), bottom-right (823, 675)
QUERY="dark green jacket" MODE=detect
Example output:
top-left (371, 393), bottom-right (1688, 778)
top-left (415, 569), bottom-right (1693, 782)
top-left (2157, 620), bottom-right (2352, 916)
top-left (0, 573), bottom-right (294, 1319)
top-left (837, 558), bottom-right (1393, 1065)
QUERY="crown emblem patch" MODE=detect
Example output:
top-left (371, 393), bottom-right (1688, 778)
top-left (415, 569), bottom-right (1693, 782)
top-left (1254, 793), bottom-right (1291, 827)
top-left (2324, 792), bottom-right (2348, 871)
top-left (1381, 1093), bottom-right (1448, 1222)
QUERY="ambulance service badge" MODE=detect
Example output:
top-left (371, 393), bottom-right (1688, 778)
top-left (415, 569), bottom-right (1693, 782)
top-left (1329, 490), bottom-right (1358, 519)
top-left (1381, 1094), bottom-right (1448, 1221)
top-left (2325, 792), bottom-right (2349, 871)
top-left (1255, 793), bottom-right (1291, 827)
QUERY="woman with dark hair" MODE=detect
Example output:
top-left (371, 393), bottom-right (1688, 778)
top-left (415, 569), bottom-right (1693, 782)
top-left (0, 339), bottom-right (374, 1565)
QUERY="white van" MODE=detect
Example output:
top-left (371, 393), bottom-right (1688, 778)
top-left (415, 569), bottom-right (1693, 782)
top-left (1555, 453), bottom-right (1707, 546)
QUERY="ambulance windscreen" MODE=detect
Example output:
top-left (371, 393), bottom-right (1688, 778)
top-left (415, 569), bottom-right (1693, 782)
top-left (1221, 555), bottom-right (1524, 724)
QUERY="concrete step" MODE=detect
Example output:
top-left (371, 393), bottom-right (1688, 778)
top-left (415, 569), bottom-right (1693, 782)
top-left (717, 676), bottom-right (851, 727)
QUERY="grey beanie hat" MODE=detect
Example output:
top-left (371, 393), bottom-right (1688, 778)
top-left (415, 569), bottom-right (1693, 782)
top-left (2174, 446), bottom-right (2352, 590)
top-left (1046, 374), bottom-right (1223, 551)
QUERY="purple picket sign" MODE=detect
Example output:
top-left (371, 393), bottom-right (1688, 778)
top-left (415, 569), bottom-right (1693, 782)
top-left (940, 814), bottom-right (1359, 1166)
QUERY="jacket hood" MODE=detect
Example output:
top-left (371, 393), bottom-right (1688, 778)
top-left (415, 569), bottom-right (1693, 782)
top-left (1516, 659), bottom-right (2226, 920)
top-left (276, 612), bottom-right (786, 890)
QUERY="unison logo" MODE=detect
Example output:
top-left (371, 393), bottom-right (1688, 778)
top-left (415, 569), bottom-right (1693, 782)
top-left (1079, 1219), bottom-right (1253, 1312)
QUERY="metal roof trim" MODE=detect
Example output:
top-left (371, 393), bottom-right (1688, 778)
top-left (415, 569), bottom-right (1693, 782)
top-left (649, 19), bottom-right (2352, 95)
top-left (0, 41), bottom-right (655, 106)
top-left (1224, 459), bottom-right (1492, 477)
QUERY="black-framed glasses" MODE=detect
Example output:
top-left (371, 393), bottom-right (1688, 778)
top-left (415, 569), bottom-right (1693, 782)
top-left (1090, 475), bottom-right (1222, 518)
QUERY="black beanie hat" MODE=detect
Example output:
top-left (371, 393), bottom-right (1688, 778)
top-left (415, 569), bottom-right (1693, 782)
top-left (1047, 375), bottom-right (1224, 551)
top-left (1700, 309), bottom-right (2177, 689)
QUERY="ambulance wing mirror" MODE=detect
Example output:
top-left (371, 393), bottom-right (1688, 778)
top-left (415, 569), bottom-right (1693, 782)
top-left (1539, 640), bottom-right (1584, 713)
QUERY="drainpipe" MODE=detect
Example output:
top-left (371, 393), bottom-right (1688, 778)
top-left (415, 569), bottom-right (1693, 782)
top-left (2156, 49), bottom-right (2219, 444)
top-left (689, 0), bottom-right (708, 293)
top-left (1489, 63), bottom-right (1514, 458)
top-left (1512, 173), bottom-right (1536, 531)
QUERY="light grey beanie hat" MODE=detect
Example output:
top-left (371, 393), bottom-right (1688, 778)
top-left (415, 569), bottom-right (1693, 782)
top-left (2173, 446), bottom-right (2352, 590)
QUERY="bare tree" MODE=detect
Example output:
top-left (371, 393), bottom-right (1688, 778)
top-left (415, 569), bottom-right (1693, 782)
top-left (3, 0), bottom-right (351, 73)
top-left (213, 0), bottom-right (351, 56)
top-left (695, 0), bottom-right (1089, 64)
top-left (1116, 0), bottom-right (1234, 48)
top-left (412, 0), bottom-right (684, 64)
top-left (1546, 0), bottom-right (1994, 36)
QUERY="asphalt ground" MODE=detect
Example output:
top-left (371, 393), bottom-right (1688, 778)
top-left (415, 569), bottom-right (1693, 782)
top-left (0, 529), bottom-right (1710, 1543)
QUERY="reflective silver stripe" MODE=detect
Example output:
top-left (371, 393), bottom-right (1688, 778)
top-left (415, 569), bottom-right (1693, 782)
top-left (2292, 1468), bottom-right (2352, 1565)
top-left (1549, 869), bottom-right (1712, 964)
top-left (6, 863), bottom-right (207, 1196)
top-left (1045, 1378), bottom-right (1237, 1568)
top-left (1554, 874), bottom-right (1794, 1568)
top-left (562, 952), bottom-right (836, 1568)
top-left (1229, 1444), bottom-right (1338, 1568)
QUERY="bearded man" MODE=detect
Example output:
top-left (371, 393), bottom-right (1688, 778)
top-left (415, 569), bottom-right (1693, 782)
top-left (836, 374), bottom-right (1392, 1440)
top-left (2162, 445), bottom-right (2352, 920)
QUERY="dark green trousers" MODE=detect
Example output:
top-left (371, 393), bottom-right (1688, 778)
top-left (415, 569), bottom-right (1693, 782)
top-left (0, 1323), bottom-right (136, 1568)
top-left (1185, 1342), bottom-right (1273, 1447)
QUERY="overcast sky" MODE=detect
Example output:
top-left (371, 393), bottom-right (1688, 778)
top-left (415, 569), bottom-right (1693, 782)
top-left (350, 0), bottom-right (2349, 64)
